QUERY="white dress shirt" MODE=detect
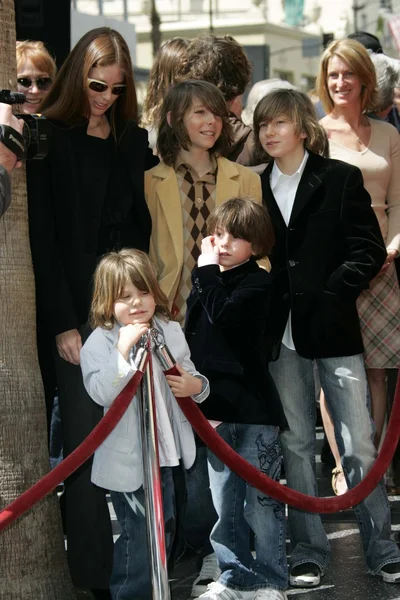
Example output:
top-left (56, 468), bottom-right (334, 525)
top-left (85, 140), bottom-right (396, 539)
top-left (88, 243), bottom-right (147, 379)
top-left (270, 150), bottom-right (309, 350)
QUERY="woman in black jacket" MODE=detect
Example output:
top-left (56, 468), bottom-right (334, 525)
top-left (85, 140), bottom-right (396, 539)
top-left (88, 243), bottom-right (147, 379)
top-left (27, 27), bottom-right (158, 599)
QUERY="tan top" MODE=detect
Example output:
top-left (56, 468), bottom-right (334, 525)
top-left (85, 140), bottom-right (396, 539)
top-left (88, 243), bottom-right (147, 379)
top-left (328, 118), bottom-right (400, 252)
top-left (145, 157), bottom-right (262, 306)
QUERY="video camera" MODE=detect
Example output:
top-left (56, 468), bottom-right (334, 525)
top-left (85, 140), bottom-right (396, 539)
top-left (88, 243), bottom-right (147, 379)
top-left (0, 89), bottom-right (49, 160)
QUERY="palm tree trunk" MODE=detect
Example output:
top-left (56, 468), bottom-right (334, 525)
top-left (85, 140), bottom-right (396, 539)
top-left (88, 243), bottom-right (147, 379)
top-left (0, 2), bottom-right (76, 598)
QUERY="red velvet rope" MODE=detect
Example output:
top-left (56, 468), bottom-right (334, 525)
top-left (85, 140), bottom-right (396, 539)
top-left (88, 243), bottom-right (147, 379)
top-left (0, 357), bottom-right (398, 531)
top-left (167, 366), bottom-right (400, 513)
top-left (0, 366), bottom-right (147, 531)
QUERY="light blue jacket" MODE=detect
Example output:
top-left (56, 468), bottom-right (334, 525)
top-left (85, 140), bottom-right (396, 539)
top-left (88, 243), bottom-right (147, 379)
top-left (80, 316), bottom-right (209, 492)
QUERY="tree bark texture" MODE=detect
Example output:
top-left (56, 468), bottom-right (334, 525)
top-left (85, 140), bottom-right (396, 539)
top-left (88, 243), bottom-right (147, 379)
top-left (0, 2), bottom-right (76, 598)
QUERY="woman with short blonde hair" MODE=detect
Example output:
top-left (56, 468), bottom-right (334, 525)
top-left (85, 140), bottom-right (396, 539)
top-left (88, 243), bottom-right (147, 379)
top-left (316, 38), bottom-right (379, 114)
top-left (16, 40), bottom-right (57, 114)
top-left (318, 37), bottom-right (400, 453)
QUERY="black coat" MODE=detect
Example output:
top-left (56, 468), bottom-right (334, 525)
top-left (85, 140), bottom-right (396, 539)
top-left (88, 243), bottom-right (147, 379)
top-left (27, 121), bottom-right (158, 337)
top-left (261, 151), bottom-right (386, 360)
top-left (185, 259), bottom-right (287, 427)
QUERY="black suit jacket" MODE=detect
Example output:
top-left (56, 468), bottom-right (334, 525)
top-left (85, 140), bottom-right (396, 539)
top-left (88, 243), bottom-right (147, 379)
top-left (261, 151), bottom-right (386, 360)
top-left (185, 259), bottom-right (287, 427)
top-left (27, 121), bottom-right (158, 337)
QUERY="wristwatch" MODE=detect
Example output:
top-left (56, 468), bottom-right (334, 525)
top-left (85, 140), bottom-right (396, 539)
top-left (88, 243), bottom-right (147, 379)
top-left (0, 124), bottom-right (25, 161)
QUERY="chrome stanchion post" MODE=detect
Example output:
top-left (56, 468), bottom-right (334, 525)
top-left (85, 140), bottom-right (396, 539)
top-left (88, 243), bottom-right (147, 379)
top-left (136, 332), bottom-right (171, 600)
top-left (151, 327), bottom-right (177, 371)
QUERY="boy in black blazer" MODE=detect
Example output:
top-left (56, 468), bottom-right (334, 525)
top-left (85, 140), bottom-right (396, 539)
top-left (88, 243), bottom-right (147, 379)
top-left (185, 198), bottom-right (288, 600)
top-left (254, 89), bottom-right (400, 588)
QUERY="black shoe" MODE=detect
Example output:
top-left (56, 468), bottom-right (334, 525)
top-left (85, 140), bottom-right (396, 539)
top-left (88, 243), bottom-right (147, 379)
top-left (378, 561), bottom-right (400, 583)
top-left (320, 435), bottom-right (336, 467)
top-left (290, 563), bottom-right (321, 588)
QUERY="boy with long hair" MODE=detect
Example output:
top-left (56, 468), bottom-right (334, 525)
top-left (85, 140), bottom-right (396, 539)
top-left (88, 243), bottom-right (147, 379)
top-left (255, 88), bottom-right (400, 588)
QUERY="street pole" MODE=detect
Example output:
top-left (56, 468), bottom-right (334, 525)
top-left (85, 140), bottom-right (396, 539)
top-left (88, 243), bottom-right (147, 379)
top-left (209, 0), bottom-right (214, 33)
top-left (123, 0), bottom-right (128, 21)
top-left (352, 1), bottom-right (366, 32)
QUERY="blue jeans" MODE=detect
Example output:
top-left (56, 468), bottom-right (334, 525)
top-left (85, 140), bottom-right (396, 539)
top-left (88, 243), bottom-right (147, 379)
top-left (207, 423), bottom-right (288, 591)
top-left (269, 345), bottom-right (400, 574)
top-left (110, 467), bottom-right (175, 600)
top-left (49, 395), bottom-right (63, 469)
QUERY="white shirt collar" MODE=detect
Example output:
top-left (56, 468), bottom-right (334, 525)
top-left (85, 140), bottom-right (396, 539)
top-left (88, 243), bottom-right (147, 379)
top-left (270, 150), bottom-right (309, 191)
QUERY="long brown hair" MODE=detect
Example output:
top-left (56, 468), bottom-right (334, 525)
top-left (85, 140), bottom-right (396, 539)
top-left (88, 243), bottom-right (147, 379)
top-left (157, 80), bottom-right (233, 166)
top-left (40, 27), bottom-right (138, 137)
top-left (253, 89), bottom-right (329, 160)
top-left (141, 37), bottom-right (189, 130)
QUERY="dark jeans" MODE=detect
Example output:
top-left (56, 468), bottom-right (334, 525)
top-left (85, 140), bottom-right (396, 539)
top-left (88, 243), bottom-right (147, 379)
top-left (388, 369), bottom-right (400, 486)
top-left (49, 395), bottom-right (63, 469)
top-left (183, 435), bottom-right (217, 556)
top-left (110, 467), bottom-right (175, 600)
top-left (208, 423), bottom-right (287, 591)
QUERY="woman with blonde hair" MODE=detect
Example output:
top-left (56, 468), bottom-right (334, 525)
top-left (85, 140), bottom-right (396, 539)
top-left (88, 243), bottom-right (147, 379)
top-left (16, 40), bottom-right (56, 114)
top-left (317, 38), bottom-right (400, 453)
top-left (17, 41), bottom-right (58, 433)
top-left (27, 27), bottom-right (158, 598)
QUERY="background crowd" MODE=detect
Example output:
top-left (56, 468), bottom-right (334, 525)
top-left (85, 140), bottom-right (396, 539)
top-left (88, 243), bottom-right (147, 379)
top-left (0, 23), bottom-right (399, 600)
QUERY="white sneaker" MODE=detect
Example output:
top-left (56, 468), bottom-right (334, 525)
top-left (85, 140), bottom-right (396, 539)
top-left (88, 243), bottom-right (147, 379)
top-left (253, 590), bottom-right (287, 600)
top-left (191, 553), bottom-right (221, 597)
top-left (197, 582), bottom-right (255, 599)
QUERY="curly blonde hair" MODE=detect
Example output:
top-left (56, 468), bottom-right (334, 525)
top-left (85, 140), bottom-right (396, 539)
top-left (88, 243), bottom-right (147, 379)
top-left (90, 249), bottom-right (171, 329)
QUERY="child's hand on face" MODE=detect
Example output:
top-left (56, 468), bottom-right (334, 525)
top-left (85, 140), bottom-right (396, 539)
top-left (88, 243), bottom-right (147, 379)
top-left (117, 323), bottom-right (150, 361)
top-left (201, 235), bottom-right (219, 258)
top-left (166, 364), bottom-right (202, 398)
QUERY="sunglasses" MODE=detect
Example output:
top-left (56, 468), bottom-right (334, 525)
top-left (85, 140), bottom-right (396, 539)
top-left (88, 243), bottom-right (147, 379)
top-left (87, 78), bottom-right (126, 96)
top-left (17, 77), bottom-right (53, 91)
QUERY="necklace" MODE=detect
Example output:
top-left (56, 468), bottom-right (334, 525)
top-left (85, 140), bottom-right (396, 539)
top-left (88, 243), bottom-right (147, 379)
top-left (348, 127), bottom-right (362, 144)
top-left (347, 117), bottom-right (368, 145)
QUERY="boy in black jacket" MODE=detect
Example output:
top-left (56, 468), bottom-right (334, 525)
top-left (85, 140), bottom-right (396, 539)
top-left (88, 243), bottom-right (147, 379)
top-left (255, 88), bottom-right (400, 589)
top-left (185, 198), bottom-right (288, 600)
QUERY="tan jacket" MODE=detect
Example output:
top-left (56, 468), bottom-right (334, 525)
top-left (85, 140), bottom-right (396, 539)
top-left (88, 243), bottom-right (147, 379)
top-left (145, 156), bottom-right (262, 304)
